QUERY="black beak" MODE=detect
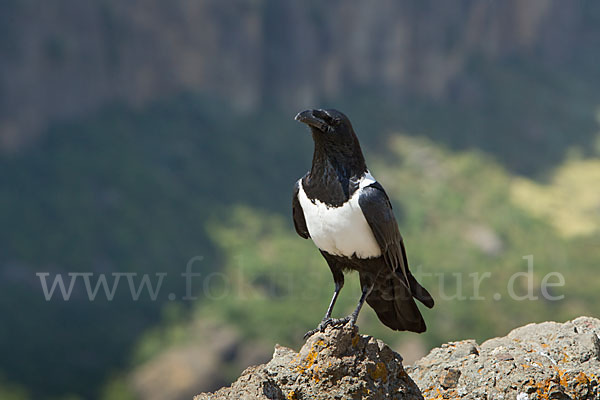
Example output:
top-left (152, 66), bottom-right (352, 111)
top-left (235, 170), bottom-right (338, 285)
top-left (295, 109), bottom-right (329, 132)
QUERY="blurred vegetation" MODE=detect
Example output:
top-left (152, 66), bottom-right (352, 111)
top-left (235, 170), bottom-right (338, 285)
top-left (125, 134), bottom-right (600, 400)
top-left (511, 159), bottom-right (600, 237)
top-left (332, 58), bottom-right (600, 177)
top-left (149, 135), bottom-right (598, 355)
top-left (0, 94), bottom-right (310, 399)
top-left (0, 377), bottom-right (30, 400)
top-left (1, 83), bottom-right (599, 399)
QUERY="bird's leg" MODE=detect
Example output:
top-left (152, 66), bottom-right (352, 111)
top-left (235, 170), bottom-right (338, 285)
top-left (327, 282), bottom-right (374, 327)
top-left (323, 280), bottom-right (342, 320)
top-left (304, 281), bottom-right (343, 339)
top-left (304, 282), bottom-right (375, 339)
top-left (348, 282), bottom-right (374, 324)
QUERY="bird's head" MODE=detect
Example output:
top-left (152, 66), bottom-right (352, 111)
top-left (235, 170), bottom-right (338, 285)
top-left (295, 108), bottom-right (366, 174)
top-left (294, 109), bottom-right (354, 143)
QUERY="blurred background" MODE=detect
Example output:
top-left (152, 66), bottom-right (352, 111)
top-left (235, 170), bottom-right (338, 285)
top-left (1, 1), bottom-right (600, 399)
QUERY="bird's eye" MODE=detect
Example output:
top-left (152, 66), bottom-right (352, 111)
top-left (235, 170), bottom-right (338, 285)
top-left (332, 118), bottom-right (341, 126)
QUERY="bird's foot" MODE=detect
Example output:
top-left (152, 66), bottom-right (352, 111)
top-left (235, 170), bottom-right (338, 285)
top-left (303, 318), bottom-right (331, 340)
top-left (303, 316), bottom-right (354, 340)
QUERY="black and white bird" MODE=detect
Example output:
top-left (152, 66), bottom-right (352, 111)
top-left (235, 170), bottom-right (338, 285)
top-left (292, 109), bottom-right (434, 339)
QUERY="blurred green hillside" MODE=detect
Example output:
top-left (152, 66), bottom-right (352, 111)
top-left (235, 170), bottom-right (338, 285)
top-left (0, 95), bottom-right (309, 399)
top-left (127, 133), bottom-right (600, 400)
top-left (1, 92), bottom-right (600, 399)
top-left (190, 133), bottom-right (600, 348)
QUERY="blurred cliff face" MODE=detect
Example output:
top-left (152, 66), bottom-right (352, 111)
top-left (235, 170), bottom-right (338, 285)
top-left (0, 0), bottom-right (593, 152)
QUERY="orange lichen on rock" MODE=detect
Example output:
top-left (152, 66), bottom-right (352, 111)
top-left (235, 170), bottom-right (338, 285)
top-left (367, 361), bottom-right (388, 383)
top-left (294, 339), bottom-right (325, 376)
top-left (529, 367), bottom-right (593, 400)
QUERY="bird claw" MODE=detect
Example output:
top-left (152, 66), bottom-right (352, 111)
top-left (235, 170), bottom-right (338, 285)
top-left (329, 316), bottom-right (352, 327)
top-left (303, 316), bottom-right (354, 340)
top-left (303, 318), bottom-right (330, 340)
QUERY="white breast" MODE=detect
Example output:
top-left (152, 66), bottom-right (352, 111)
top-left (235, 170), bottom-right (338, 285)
top-left (297, 172), bottom-right (382, 259)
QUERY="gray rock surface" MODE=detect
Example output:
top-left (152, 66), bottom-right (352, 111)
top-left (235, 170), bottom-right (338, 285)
top-left (195, 317), bottom-right (600, 400)
top-left (194, 323), bottom-right (423, 400)
top-left (407, 316), bottom-right (600, 400)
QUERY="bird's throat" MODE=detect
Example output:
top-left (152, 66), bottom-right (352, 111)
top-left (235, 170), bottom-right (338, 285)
top-left (305, 144), bottom-right (367, 207)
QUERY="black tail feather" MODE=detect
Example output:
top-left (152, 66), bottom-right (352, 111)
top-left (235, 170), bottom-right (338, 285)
top-left (406, 271), bottom-right (434, 309)
top-left (365, 274), bottom-right (427, 333)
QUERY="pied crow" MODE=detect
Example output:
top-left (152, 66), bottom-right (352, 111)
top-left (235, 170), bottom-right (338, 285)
top-left (292, 109), bottom-right (434, 339)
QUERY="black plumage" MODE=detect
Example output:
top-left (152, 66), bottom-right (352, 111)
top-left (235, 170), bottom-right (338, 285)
top-left (292, 108), bottom-right (434, 338)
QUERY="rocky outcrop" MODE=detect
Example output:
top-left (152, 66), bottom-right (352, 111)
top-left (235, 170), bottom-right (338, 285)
top-left (194, 323), bottom-right (423, 400)
top-left (195, 317), bottom-right (600, 399)
top-left (408, 316), bottom-right (600, 400)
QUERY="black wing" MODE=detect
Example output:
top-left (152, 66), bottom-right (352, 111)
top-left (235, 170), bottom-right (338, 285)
top-left (292, 179), bottom-right (310, 239)
top-left (359, 182), bottom-right (434, 308)
top-left (358, 182), bottom-right (409, 286)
